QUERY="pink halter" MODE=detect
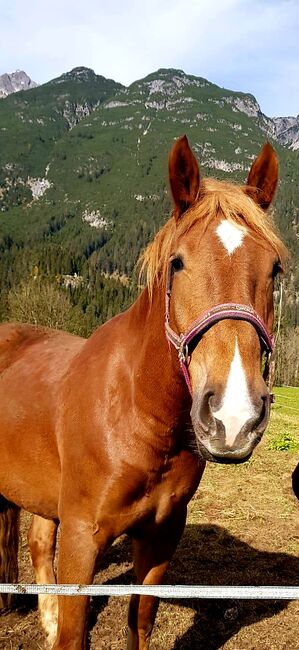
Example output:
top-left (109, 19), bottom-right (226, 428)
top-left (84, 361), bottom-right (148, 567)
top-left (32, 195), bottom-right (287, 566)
top-left (165, 265), bottom-right (274, 395)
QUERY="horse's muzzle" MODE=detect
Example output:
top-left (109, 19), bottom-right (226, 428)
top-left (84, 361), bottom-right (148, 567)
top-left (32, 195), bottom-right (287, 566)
top-left (191, 389), bottom-right (270, 464)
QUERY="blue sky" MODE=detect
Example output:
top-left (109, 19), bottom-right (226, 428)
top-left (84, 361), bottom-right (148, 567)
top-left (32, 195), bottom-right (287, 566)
top-left (0, 0), bottom-right (298, 116)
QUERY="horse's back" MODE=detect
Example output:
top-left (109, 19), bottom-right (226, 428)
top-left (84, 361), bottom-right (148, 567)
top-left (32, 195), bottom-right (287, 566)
top-left (0, 322), bottom-right (84, 374)
top-left (0, 322), bottom-right (85, 517)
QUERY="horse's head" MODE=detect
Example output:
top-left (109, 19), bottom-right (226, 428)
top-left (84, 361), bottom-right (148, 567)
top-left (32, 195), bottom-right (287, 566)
top-left (164, 136), bottom-right (286, 463)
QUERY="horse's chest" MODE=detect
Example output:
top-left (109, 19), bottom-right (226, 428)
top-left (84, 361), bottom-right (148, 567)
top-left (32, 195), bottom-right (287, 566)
top-left (145, 453), bottom-right (200, 524)
top-left (97, 452), bottom-right (203, 536)
top-left (153, 486), bottom-right (185, 523)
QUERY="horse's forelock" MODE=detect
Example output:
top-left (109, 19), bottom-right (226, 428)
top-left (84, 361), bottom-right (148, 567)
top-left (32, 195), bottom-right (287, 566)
top-left (138, 177), bottom-right (287, 298)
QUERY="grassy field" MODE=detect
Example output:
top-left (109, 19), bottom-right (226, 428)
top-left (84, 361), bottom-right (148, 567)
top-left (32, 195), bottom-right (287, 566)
top-left (269, 387), bottom-right (299, 452)
top-left (0, 387), bottom-right (298, 649)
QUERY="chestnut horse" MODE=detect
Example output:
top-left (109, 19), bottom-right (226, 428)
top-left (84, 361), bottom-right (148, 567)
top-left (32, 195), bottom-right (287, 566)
top-left (0, 136), bottom-right (286, 649)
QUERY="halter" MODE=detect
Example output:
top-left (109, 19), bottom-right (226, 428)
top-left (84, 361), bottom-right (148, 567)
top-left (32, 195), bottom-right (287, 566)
top-left (165, 264), bottom-right (275, 396)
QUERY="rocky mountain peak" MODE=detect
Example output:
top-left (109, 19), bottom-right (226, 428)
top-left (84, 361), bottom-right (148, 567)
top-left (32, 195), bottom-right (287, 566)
top-left (129, 68), bottom-right (211, 97)
top-left (65, 66), bottom-right (97, 81)
top-left (0, 70), bottom-right (37, 98)
top-left (50, 67), bottom-right (99, 85)
top-left (272, 115), bottom-right (299, 151)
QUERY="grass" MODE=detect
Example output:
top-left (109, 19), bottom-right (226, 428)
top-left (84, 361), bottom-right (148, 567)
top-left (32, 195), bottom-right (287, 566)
top-left (268, 386), bottom-right (299, 452)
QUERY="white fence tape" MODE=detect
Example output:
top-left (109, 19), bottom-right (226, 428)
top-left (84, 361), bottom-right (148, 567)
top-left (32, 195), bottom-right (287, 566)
top-left (1, 584), bottom-right (298, 599)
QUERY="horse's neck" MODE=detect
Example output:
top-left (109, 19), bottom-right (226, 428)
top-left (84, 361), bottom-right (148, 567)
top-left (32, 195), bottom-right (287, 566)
top-left (127, 285), bottom-right (190, 430)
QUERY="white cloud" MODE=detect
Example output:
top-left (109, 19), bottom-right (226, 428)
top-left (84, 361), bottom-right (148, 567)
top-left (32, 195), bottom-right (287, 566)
top-left (0, 0), bottom-right (298, 116)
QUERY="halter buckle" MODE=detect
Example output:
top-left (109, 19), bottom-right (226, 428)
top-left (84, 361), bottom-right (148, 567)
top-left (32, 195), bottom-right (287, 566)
top-left (178, 340), bottom-right (189, 365)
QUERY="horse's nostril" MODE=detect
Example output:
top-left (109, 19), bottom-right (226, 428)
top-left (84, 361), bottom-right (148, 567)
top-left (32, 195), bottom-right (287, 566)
top-left (254, 393), bottom-right (270, 432)
top-left (200, 391), bottom-right (216, 429)
top-left (208, 393), bottom-right (221, 411)
top-left (190, 389), bottom-right (218, 435)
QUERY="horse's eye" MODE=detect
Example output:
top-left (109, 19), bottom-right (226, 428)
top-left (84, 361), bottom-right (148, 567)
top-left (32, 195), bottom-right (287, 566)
top-left (171, 256), bottom-right (184, 272)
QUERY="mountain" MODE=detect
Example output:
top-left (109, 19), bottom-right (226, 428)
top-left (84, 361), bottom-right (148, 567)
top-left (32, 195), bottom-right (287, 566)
top-left (0, 66), bottom-right (123, 184)
top-left (0, 70), bottom-right (37, 98)
top-left (0, 67), bottom-right (298, 353)
top-left (2, 66), bottom-right (297, 150)
top-left (273, 115), bottom-right (299, 151)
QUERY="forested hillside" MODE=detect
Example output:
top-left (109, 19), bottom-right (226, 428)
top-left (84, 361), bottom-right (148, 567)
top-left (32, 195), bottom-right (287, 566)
top-left (0, 67), bottom-right (298, 383)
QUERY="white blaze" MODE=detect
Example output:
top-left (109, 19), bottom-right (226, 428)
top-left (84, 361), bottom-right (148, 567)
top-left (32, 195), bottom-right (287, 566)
top-left (213, 339), bottom-right (255, 445)
top-left (216, 219), bottom-right (246, 254)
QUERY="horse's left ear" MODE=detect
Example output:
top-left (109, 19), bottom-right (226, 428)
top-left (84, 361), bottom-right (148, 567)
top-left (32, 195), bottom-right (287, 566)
top-left (246, 142), bottom-right (279, 210)
top-left (169, 135), bottom-right (200, 220)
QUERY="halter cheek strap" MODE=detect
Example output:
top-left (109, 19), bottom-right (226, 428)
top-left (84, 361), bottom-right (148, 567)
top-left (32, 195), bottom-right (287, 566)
top-left (165, 267), bottom-right (274, 396)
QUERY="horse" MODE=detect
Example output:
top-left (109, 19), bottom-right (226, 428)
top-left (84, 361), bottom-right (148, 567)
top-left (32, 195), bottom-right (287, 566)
top-left (0, 135), bottom-right (286, 649)
top-left (292, 462), bottom-right (299, 500)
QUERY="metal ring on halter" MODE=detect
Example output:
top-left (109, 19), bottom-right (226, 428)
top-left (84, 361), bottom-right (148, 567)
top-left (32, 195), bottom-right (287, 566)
top-left (178, 342), bottom-right (189, 365)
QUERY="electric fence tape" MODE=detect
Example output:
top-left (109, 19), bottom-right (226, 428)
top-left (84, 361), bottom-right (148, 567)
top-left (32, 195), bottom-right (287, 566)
top-left (1, 584), bottom-right (298, 599)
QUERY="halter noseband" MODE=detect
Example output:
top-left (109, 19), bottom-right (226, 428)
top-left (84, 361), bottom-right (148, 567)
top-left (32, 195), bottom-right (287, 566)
top-left (165, 264), bottom-right (274, 396)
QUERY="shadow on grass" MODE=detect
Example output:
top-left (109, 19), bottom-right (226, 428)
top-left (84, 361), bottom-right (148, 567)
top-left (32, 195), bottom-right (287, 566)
top-left (168, 523), bottom-right (299, 649)
top-left (7, 523), bottom-right (299, 649)
top-left (89, 523), bottom-right (299, 649)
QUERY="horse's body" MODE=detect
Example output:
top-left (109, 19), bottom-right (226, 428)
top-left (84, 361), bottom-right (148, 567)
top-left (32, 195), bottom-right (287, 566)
top-left (1, 289), bottom-right (203, 648)
top-left (0, 137), bottom-right (286, 649)
top-left (0, 324), bottom-right (83, 515)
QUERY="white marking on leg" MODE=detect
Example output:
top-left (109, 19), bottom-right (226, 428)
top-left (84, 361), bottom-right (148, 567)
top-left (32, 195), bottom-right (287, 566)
top-left (39, 593), bottom-right (58, 646)
top-left (213, 339), bottom-right (255, 445)
top-left (216, 220), bottom-right (246, 254)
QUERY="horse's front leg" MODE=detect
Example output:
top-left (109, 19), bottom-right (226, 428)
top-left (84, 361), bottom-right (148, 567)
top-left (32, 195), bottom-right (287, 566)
top-left (52, 516), bottom-right (109, 650)
top-left (127, 506), bottom-right (187, 650)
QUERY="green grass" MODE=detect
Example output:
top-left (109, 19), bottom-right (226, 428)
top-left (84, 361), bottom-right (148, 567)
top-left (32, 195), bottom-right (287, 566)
top-left (268, 386), bottom-right (299, 452)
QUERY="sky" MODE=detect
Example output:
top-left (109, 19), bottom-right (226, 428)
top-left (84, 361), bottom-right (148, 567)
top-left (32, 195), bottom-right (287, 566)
top-left (0, 0), bottom-right (298, 117)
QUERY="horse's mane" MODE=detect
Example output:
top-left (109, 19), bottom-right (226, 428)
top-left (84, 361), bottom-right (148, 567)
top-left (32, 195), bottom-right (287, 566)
top-left (139, 178), bottom-right (287, 296)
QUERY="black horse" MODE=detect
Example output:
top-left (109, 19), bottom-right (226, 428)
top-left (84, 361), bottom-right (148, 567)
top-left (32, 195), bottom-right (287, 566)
top-left (292, 462), bottom-right (299, 500)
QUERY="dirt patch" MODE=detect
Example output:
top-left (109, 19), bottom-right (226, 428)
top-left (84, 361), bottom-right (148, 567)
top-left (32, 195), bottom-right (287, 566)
top-left (0, 436), bottom-right (298, 649)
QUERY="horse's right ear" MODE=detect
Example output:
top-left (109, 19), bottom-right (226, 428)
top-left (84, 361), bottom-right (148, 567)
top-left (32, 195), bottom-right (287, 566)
top-left (246, 142), bottom-right (279, 210)
top-left (168, 135), bottom-right (200, 220)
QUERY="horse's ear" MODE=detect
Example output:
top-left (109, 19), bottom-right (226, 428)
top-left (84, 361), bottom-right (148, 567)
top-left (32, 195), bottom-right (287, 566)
top-left (246, 142), bottom-right (279, 210)
top-left (168, 135), bottom-right (200, 220)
